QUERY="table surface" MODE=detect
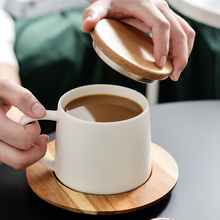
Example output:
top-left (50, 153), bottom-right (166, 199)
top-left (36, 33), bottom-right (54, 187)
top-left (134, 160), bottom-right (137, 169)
top-left (167, 0), bottom-right (220, 29)
top-left (1, 100), bottom-right (220, 219)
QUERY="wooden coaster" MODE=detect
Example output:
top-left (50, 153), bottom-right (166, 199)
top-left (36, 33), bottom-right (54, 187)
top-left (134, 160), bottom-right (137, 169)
top-left (26, 141), bottom-right (178, 215)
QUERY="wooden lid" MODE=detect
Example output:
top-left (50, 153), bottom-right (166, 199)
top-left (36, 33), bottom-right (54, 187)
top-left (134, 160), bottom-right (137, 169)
top-left (91, 19), bottom-right (173, 83)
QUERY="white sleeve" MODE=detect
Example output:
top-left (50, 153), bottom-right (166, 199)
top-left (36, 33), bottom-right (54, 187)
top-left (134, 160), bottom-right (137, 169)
top-left (0, 8), bottom-right (19, 69)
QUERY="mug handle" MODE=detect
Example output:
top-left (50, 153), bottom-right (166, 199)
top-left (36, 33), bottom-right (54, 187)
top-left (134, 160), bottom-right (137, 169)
top-left (19, 110), bottom-right (58, 171)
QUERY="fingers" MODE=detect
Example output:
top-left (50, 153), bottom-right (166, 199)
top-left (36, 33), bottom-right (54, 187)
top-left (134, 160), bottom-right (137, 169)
top-left (82, 13), bottom-right (100, 33)
top-left (82, 0), bottom-right (170, 69)
top-left (155, 0), bottom-right (195, 81)
top-left (0, 80), bottom-right (46, 118)
top-left (82, 0), bottom-right (195, 81)
top-left (0, 113), bottom-right (41, 150)
top-left (0, 79), bottom-right (46, 149)
top-left (137, 2), bottom-right (171, 69)
top-left (82, 1), bottom-right (105, 33)
top-left (154, 1), bottom-right (187, 80)
top-left (0, 80), bottom-right (48, 169)
top-left (0, 134), bottom-right (48, 170)
top-left (172, 12), bottom-right (196, 57)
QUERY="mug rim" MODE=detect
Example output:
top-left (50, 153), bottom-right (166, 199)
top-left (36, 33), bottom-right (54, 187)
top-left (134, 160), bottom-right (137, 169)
top-left (58, 84), bottom-right (149, 124)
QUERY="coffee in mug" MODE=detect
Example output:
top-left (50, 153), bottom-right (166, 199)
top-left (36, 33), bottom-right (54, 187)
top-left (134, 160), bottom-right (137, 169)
top-left (64, 94), bottom-right (143, 122)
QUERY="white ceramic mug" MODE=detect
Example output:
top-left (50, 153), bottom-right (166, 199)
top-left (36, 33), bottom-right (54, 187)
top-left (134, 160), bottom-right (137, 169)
top-left (20, 84), bottom-right (151, 195)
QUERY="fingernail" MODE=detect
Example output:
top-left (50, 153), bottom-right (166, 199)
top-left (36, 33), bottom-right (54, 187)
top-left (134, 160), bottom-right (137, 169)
top-left (32, 103), bottom-right (46, 117)
top-left (83, 16), bottom-right (92, 23)
top-left (43, 134), bottom-right (49, 142)
top-left (159, 56), bottom-right (166, 68)
top-left (173, 70), bottom-right (181, 81)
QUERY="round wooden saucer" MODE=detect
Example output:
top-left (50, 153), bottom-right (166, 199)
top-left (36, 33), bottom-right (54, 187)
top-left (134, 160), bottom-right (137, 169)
top-left (26, 141), bottom-right (178, 215)
top-left (91, 19), bottom-right (173, 83)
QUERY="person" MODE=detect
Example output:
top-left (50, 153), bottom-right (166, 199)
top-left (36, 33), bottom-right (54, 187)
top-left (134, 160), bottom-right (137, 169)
top-left (0, 0), bottom-right (195, 169)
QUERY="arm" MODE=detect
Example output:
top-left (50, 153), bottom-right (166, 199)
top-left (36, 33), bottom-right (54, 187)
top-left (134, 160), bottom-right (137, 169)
top-left (82, 0), bottom-right (195, 81)
top-left (0, 9), bottom-right (48, 169)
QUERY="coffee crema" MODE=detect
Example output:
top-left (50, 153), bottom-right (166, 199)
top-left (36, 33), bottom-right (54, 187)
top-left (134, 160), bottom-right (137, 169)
top-left (64, 94), bottom-right (143, 122)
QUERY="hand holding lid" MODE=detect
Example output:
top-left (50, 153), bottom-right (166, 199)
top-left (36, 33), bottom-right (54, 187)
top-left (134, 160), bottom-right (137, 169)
top-left (91, 19), bottom-right (173, 83)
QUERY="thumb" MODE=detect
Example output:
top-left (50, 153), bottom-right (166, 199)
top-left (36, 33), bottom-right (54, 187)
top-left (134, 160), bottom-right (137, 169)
top-left (82, 5), bottom-right (102, 33)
